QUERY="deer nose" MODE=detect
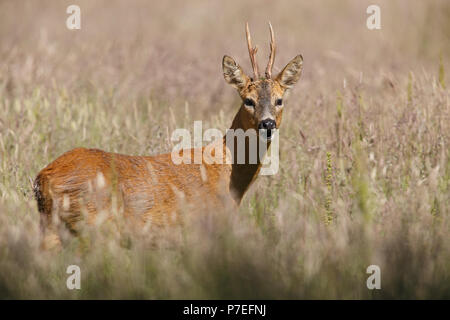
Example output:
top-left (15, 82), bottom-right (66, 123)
top-left (258, 119), bottom-right (276, 130)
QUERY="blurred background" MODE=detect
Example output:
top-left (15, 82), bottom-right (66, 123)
top-left (1, 0), bottom-right (449, 109)
top-left (0, 0), bottom-right (449, 299)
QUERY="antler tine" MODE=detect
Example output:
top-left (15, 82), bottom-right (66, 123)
top-left (246, 22), bottom-right (259, 80)
top-left (265, 22), bottom-right (276, 79)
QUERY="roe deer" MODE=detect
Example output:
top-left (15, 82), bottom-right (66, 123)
top-left (33, 23), bottom-right (303, 249)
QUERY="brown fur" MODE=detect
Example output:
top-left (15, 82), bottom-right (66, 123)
top-left (34, 33), bottom-right (303, 249)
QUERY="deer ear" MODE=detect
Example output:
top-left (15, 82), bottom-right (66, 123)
top-left (222, 55), bottom-right (250, 90)
top-left (276, 55), bottom-right (303, 89)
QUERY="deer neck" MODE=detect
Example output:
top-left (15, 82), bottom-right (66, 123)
top-left (223, 107), bottom-right (271, 204)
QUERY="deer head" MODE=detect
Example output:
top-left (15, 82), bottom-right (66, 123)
top-left (223, 22), bottom-right (303, 140)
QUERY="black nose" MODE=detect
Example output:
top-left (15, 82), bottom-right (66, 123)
top-left (258, 119), bottom-right (276, 130)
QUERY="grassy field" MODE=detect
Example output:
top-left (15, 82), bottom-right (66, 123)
top-left (0, 0), bottom-right (449, 299)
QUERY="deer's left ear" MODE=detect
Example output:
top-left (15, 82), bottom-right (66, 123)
top-left (223, 55), bottom-right (250, 90)
top-left (276, 55), bottom-right (303, 89)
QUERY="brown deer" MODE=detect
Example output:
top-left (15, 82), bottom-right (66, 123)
top-left (33, 23), bottom-right (303, 249)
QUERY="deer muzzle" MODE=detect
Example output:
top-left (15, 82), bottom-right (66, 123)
top-left (258, 119), bottom-right (276, 141)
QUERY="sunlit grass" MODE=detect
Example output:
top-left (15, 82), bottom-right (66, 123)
top-left (0, 0), bottom-right (449, 299)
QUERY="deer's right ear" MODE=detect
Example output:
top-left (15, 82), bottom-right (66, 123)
top-left (222, 55), bottom-right (250, 90)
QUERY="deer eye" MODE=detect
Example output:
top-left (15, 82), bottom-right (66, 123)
top-left (244, 98), bottom-right (255, 107)
top-left (275, 99), bottom-right (283, 106)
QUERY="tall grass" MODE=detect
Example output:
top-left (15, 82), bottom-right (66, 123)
top-left (0, 0), bottom-right (449, 299)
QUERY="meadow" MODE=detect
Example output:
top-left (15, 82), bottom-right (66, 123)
top-left (0, 0), bottom-right (449, 299)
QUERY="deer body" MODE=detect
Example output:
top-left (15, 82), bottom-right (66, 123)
top-left (34, 146), bottom-right (232, 228)
top-left (34, 23), bottom-right (303, 248)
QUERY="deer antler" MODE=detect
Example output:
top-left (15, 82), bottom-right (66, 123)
top-left (265, 22), bottom-right (276, 79)
top-left (246, 22), bottom-right (259, 80)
